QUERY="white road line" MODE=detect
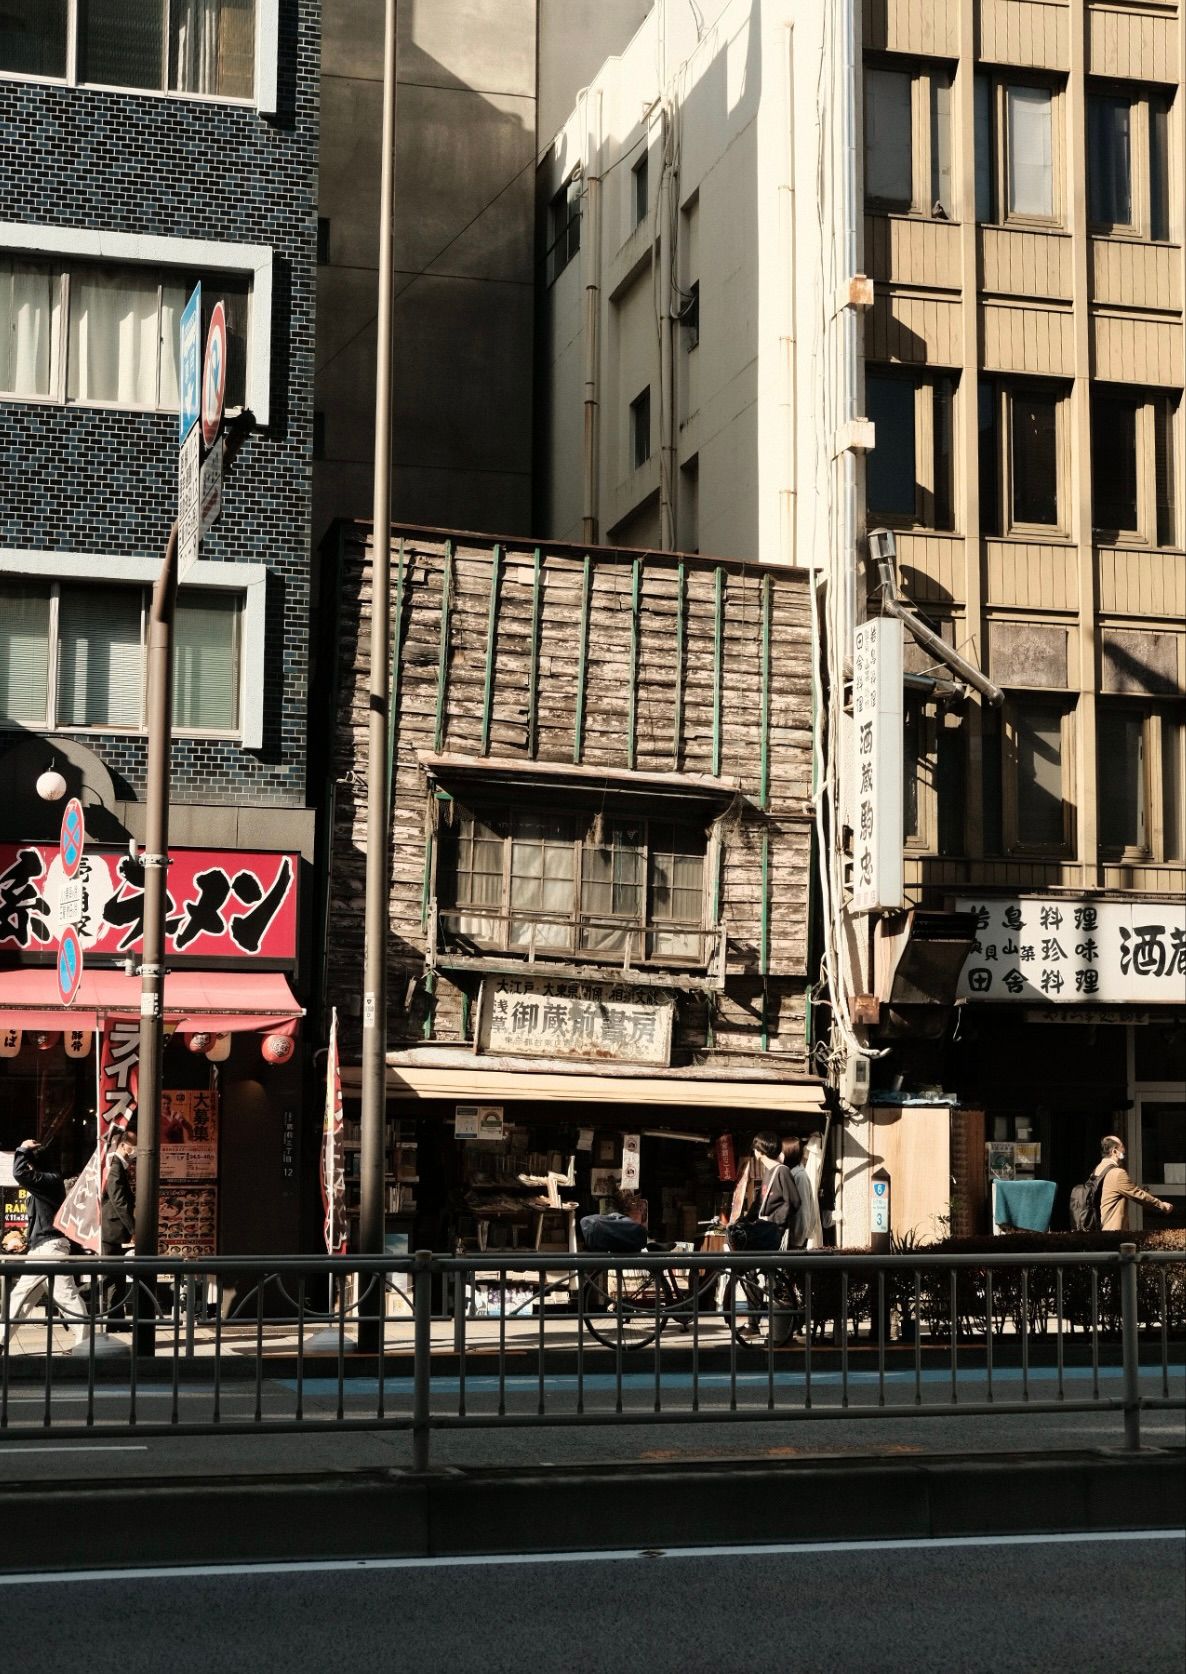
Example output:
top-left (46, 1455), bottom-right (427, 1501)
top-left (0, 1528), bottom-right (1181, 1585)
top-left (0, 1444), bottom-right (148, 1455)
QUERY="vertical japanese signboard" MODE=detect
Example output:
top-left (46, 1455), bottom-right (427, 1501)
top-left (851, 617), bottom-right (904, 915)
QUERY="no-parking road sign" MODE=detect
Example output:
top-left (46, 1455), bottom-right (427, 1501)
top-left (57, 924), bottom-right (83, 1007)
top-left (60, 797), bottom-right (85, 879)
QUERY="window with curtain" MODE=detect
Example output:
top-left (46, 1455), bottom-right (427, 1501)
top-left (170, 0), bottom-right (255, 99)
top-left (174, 591), bottom-right (240, 729)
top-left (0, 259), bottom-right (56, 397)
top-left (0, 584), bottom-right (51, 726)
top-left (5, 261), bottom-right (250, 411)
top-left (1006, 85), bottom-right (1054, 219)
top-left (56, 585), bottom-right (144, 728)
top-left (975, 77), bottom-right (1059, 224)
top-left (439, 810), bottom-right (709, 965)
top-left (0, 0), bottom-right (68, 76)
top-left (0, 578), bottom-right (244, 732)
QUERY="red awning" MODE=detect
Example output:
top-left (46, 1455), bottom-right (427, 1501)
top-left (0, 968), bottom-right (303, 1033)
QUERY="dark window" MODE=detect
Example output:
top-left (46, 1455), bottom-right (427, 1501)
top-left (1154, 394), bottom-right (1178, 548)
top-left (903, 698), bottom-right (923, 841)
top-left (974, 75), bottom-right (993, 221)
top-left (937, 715), bottom-right (966, 857)
top-left (1150, 95), bottom-right (1171, 241)
top-left (932, 377), bottom-right (954, 531)
top-left (79, 0), bottom-right (164, 90)
top-left (1164, 718), bottom-right (1185, 862)
top-left (1088, 93), bottom-right (1133, 226)
top-left (1092, 390), bottom-right (1139, 534)
top-left (546, 175), bottom-right (581, 285)
top-left (0, 0), bottom-right (68, 76)
top-left (631, 387), bottom-right (651, 468)
top-left (1014, 701), bottom-right (1065, 848)
top-left (680, 280), bottom-right (700, 349)
top-left (865, 66), bottom-right (913, 207)
top-left (978, 379), bottom-right (1000, 535)
top-left (867, 374), bottom-right (916, 518)
top-left (632, 151), bottom-right (649, 227)
top-left (1098, 707), bottom-right (1145, 853)
top-left (1011, 390), bottom-right (1059, 525)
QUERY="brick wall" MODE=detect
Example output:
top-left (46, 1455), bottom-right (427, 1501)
top-left (0, 0), bottom-right (318, 807)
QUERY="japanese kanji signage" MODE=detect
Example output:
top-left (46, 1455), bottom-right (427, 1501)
top-left (477, 976), bottom-right (674, 1066)
top-left (851, 618), bottom-right (904, 915)
top-left (159, 1184), bottom-right (218, 1258)
top-left (160, 1087), bottom-right (218, 1182)
top-left (956, 897), bottom-right (1186, 1004)
top-left (0, 845), bottom-right (297, 965)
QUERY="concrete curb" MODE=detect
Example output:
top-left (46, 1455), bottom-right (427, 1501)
top-left (1, 1449), bottom-right (1182, 1572)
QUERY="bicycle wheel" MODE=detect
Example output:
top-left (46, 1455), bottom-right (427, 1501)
top-left (579, 1266), bottom-right (661, 1351)
top-left (723, 1269), bottom-right (803, 1349)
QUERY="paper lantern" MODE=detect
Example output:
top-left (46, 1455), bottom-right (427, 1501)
top-left (64, 1029), bottom-right (93, 1059)
top-left (32, 1031), bottom-right (60, 1053)
top-left (205, 1033), bottom-right (231, 1062)
top-left (261, 1032), bottom-right (295, 1065)
top-left (187, 1032), bottom-right (215, 1055)
top-left (0, 1028), bottom-right (21, 1059)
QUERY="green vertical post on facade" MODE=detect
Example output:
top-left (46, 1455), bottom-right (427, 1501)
top-left (573, 553), bottom-right (592, 764)
top-left (433, 539), bottom-right (453, 754)
top-left (528, 547), bottom-right (543, 759)
top-left (479, 543), bottom-right (502, 756)
top-left (386, 537), bottom-right (407, 818)
top-left (422, 970), bottom-right (437, 1041)
top-left (627, 555), bottom-right (641, 771)
top-left (420, 830), bottom-right (434, 931)
top-left (759, 572), bottom-right (772, 810)
top-left (672, 559), bottom-right (686, 769)
top-left (712, 566), bottom-right (724, 778)
top-left (759, 829), bottom-right (770, 1051)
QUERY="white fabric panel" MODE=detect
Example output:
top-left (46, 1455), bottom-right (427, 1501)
top-left (0, 260), bottom-right (54, 397)
top-left (0, 585), bottom-right (50, 725)
top-left (1007, 86), bottom-right (1053, 219)
top-left (57, 586), bottom-right (143, 727)
top-left (67, 269), bottom-right (159, 406)
top-left (174, 592), bottom-right (240, 730)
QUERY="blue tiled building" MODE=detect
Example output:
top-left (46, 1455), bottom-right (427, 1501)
top-left (0, 2), bottom-right (319, 1255)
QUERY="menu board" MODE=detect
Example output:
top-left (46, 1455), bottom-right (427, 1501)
top-left (160, 1087), bottom-right (219, 1182)
top-left (158, 1185), bottom-right (218, 1257)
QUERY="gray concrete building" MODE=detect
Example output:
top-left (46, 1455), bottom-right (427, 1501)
top-left (313, 0), bottom-right (651, 542)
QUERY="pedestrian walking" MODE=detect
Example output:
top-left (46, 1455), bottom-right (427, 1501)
top-left (1093, 1135), bottom-right (1173, 1233)
top-left (0, 1140), bottom-right (87, 1353)
top-left (101, 1128), bottom-right (137, 1326)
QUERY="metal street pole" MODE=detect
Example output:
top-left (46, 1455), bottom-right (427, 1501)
top-left (134, 417), bottom-right (253, 1344)
top-left (359, 0), bottom-right (399, 1350)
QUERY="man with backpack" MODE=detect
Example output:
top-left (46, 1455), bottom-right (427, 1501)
top-left (1086, 1135), bottom-right (1173, 1233)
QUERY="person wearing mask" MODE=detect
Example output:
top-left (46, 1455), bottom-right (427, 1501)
top-left (0, 1140), bottom-right (87, 1354)
top-left (1094, 1135), bottom-right (1172, 1233)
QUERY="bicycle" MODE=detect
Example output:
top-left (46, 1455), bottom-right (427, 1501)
top-left (578, 1222), bottom-right (723, 1351)
top-left (719, 1251), bottom-right (805, 1350)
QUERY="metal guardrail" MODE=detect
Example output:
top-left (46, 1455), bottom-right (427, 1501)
top-left (1, 1246), bottom-right (1182, 1467)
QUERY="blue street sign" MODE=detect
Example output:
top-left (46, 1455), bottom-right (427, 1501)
top-left (178, 283), bottom-right (202, 443)
top-left (57, 924), bottom-right (83, 1007)
top-left (60, 796), bottom-right (85, 879)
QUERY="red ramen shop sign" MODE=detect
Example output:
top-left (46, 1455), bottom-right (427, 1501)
top-left (0, 845), bottom-right (299, 965)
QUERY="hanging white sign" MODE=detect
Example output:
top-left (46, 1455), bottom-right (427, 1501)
top-left (851, 618), bottom-right (904, 915)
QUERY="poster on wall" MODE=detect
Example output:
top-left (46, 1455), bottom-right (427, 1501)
top-left (159, 1185), bottom-right (218, 1257)
top-left (160, 1087), bottom-right (219, 1182)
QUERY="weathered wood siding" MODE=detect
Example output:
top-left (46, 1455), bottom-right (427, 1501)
top-left (328, 529), bottom-right (816, 1070)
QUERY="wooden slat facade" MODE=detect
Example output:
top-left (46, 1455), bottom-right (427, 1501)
top-left (327, 528), bottom-right (817, 1070)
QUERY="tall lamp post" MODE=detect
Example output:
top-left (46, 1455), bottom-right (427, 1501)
top-left (358, 0), bottom-right (400, 1351)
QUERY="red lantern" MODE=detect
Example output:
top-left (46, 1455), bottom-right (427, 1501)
top-left (261, 1032), bottom-right (295, 1065)
top-left (32, 1031), bottom-right (60, 1053)
top-left (187, 1032), bottom-right (215, 1055)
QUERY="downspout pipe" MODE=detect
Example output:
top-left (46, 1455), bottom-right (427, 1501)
top-left (581, 89), bottom-right (602, 547)
top-left (658, 103), bottom-right (676, 551)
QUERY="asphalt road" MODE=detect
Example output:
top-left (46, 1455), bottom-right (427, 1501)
top-left (4, 1532), bottom-right (1183, 1674)
top-left (1, 1366), bottom-right (1182, 1478)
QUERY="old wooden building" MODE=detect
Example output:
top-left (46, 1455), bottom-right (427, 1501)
top-left (324, 526), bottom-right (826, 1254)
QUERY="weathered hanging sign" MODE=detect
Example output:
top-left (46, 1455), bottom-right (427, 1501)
top-left (477, 975), bottom-right (674, 1066)
top-left (956, 897), bottom-right (1186, 1004)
